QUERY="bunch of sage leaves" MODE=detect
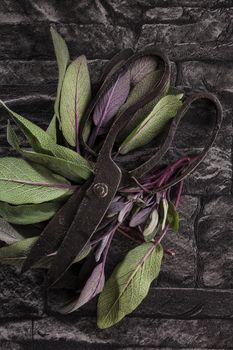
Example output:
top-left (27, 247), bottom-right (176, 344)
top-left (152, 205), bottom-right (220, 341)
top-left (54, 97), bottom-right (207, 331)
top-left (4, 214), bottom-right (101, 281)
top-left (0, 28), bottom-right (190, 329)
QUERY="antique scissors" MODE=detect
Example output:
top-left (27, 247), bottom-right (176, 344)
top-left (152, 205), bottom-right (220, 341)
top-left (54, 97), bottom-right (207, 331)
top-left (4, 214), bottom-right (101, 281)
top-left (22, 46), bottom-right (223, 288)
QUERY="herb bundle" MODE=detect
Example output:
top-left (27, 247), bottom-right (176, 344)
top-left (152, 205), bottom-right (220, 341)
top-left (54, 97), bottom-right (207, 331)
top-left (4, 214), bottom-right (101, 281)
top-left (0, 28), bottom-right (222, 329)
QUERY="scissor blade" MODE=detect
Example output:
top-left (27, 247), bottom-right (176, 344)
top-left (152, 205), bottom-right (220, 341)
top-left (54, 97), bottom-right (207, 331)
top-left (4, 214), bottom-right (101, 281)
top-left (46, 162), bottom-right (121, 288)
top-left (21, 183), bottom-right (89, 273)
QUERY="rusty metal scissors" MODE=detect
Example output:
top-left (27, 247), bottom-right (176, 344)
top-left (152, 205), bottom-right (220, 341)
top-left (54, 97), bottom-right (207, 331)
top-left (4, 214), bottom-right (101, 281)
top-left (22, 46), bottom-right (223, 288)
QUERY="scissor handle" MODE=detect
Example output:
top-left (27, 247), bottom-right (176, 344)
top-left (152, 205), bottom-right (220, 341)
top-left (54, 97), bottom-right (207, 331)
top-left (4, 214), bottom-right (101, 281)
top-left (98, 48), bottom-right (134, 85)
top-left (96, 47), bottom-right (171, 164)
top-left (79, 49), bottom-right (134, 156)
top-left (79, 46), bottom-right (171, 158)
top-left (129, 92), bottom-right (223, 192)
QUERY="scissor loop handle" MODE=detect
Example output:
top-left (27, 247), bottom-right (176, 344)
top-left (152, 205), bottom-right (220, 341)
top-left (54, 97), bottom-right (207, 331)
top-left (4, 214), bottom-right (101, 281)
top-left (130, 92), bottom-right (223, 192)
top-left (79, 46), bottom-right (171, 159)
top-left (96, 47), bottom-right (171, 167)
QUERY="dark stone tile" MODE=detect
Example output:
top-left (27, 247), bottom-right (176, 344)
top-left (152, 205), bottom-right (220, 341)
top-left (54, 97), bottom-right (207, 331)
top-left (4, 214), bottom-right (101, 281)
top-left (0, 59), bottom-right (107, 86)
top-left (158, 195), bottom-right (198, 287)
top-left (144, 7), bottom-right (184, 22)
top-left (197, 200), bottom-right (233, 288)
top-left (0, 320), bottom-right (32, 343)
top-left (138, 8), bottom-right (233, 61)
top-left (184, 146), bottom-right (232, 195)
top-left (203, 195), bottom-right (233, 217)
top-left (33, 316), bottom-right (233, 348)
top-left (137, 0), bottom-right (233, 9)
top-left (0, 24), bottom-right (136, 60)
top-left (180, 61), bottom-right (233, 93)
top-left (0, 0), bottom-right (108, 25)
top-left (0, 265), bottom-right (44, 318)
top-left (101, 0), bottom-right (143, 24)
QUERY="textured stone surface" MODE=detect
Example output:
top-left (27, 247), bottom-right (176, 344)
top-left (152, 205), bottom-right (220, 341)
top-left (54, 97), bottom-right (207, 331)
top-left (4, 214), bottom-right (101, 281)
top-left (0, 265), bottom-right (44, 318)
top-left (0, 24), bottom-right (136, 60)
top-left (197, 196), bottom-right (233, 288)
top-left (158, 195), bottom-right (198, 287)
top-left (0, 320), bottom-right (32, 349)
top-left (33, 317), bottom-right (233, 348)
top-left (138, 7), bottom-right (233, 61)
top-left (0, 0), bottom-right (233, 348)
top-left (180, 61), bottom-right (233, 93)
top-left (0, 59), bottom-right (107, 86)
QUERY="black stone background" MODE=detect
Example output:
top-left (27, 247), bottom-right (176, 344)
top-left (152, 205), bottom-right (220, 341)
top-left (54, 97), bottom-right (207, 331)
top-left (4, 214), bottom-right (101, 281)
top-left (0, 0), bottom-right (233, 349)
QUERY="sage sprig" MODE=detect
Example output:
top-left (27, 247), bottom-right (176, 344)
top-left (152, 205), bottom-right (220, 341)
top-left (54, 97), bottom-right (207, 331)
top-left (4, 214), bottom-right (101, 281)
top-left (0, 28), bottom-right (204, 329)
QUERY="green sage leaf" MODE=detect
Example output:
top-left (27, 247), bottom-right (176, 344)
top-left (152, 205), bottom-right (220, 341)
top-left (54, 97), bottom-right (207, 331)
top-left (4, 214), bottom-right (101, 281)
top-left (0, 101), bottom-right (94, 180)
top-left (0, 157), bottom-right (73, 205)
top-left (0, 236), bottom-right (55, 269)
top-left (50, 27), bottom-right (70, 122)
top-left (167, 201), bottom-right (180, 232)
top-left (0, 201), bottom-right (62, 225)
top-left (60, 56), bottom-right (91, 147)
top-left (119, 95), bottom-right (182, 154)
top-left (117, 70), bottom-right (169, 143)
top-left (0, 236), bottom-right (38, 266)
top-left (7, 122), bottom-right (92, 182)
top-left (97, 243), bottom-right (163, 329)
top-left (120, 70), bottom-right (162, 114)
top-left (46, 114), bottom-right (58, 142)
top-left (0, 218), bottom-right (23, 244)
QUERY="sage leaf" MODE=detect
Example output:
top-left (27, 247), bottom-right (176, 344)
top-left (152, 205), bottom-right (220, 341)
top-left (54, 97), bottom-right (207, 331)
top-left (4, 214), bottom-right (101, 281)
top-left (97, 243), bottom-right (163, 329)
top-left (60, 56), bottom-right (91, 148)
top-left (143, 209), bottom-right (159, 241)
top-left (0, 201), bottom-right (62, 225)
top-left (93, 71), bottom-right (130, 130)
top-left (118, 201), bottom-right (134, 223)
top-left (74, 245), bottom-right (92, 264)
top-left (51, 27), bottom-right (70, 122)
top-left (129, 207), bottom-right (152, 227)
top-left (0, 157), bottom-right (73, 205)
top-left (130, 56), bottom-right (157, 86)
top-left (119, 95), bottom-right (182, 154)
top-left (118, 79), bottom-right (170, 143)
top-left (60, 262), bottom-right (105, 313)
top-left (0, 218), bottom-right (23, 244)
top-left (95, 233), bottom-right (111, 262)
top-left (118, 70), bottom-right (161, 116)
top-left (89, 70), bottom-right (131, 146)
top-left (161, 198), bottom-right (169, 230)
top-left (107, 197), bottom-right (125, 217)
top-left (0, 236), bottom-right (55, 269)
top-left (46, 114), bottom-right (58, 142)
top-left (1, 101), bottom-right (94, 180)
top-left (167, 201), bottom-right (179, 232)
top-left (7, 122), bottom-right (92, 182)
top-left (0, 236), bottom-right (38, 266)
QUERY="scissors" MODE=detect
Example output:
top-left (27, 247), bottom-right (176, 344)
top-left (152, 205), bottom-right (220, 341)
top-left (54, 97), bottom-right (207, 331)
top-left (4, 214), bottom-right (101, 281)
top-left (22, 46), bottom-right (223, 288)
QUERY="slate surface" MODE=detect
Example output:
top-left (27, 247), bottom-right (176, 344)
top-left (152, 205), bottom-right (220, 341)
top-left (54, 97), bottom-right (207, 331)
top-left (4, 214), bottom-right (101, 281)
top-left (0, 1), bottom-right (233, 349)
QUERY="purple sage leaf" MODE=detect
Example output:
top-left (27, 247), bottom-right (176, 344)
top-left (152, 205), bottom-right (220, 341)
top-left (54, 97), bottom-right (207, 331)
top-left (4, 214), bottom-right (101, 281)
top-left (60, 262), bottom-right (105, 313)
top-left (108, 199), bottom-right (126, 217)
top-left (118, 201), bottom-right (134, 224)
top-left (95, 233), bottom-right (111, 262)
top-left (93, 71), bottom-right (130, 129)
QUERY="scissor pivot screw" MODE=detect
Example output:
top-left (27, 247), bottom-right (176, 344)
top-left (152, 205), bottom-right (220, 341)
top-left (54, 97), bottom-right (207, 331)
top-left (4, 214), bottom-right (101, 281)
top-left (93, 183), bottom-right (108, 198)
